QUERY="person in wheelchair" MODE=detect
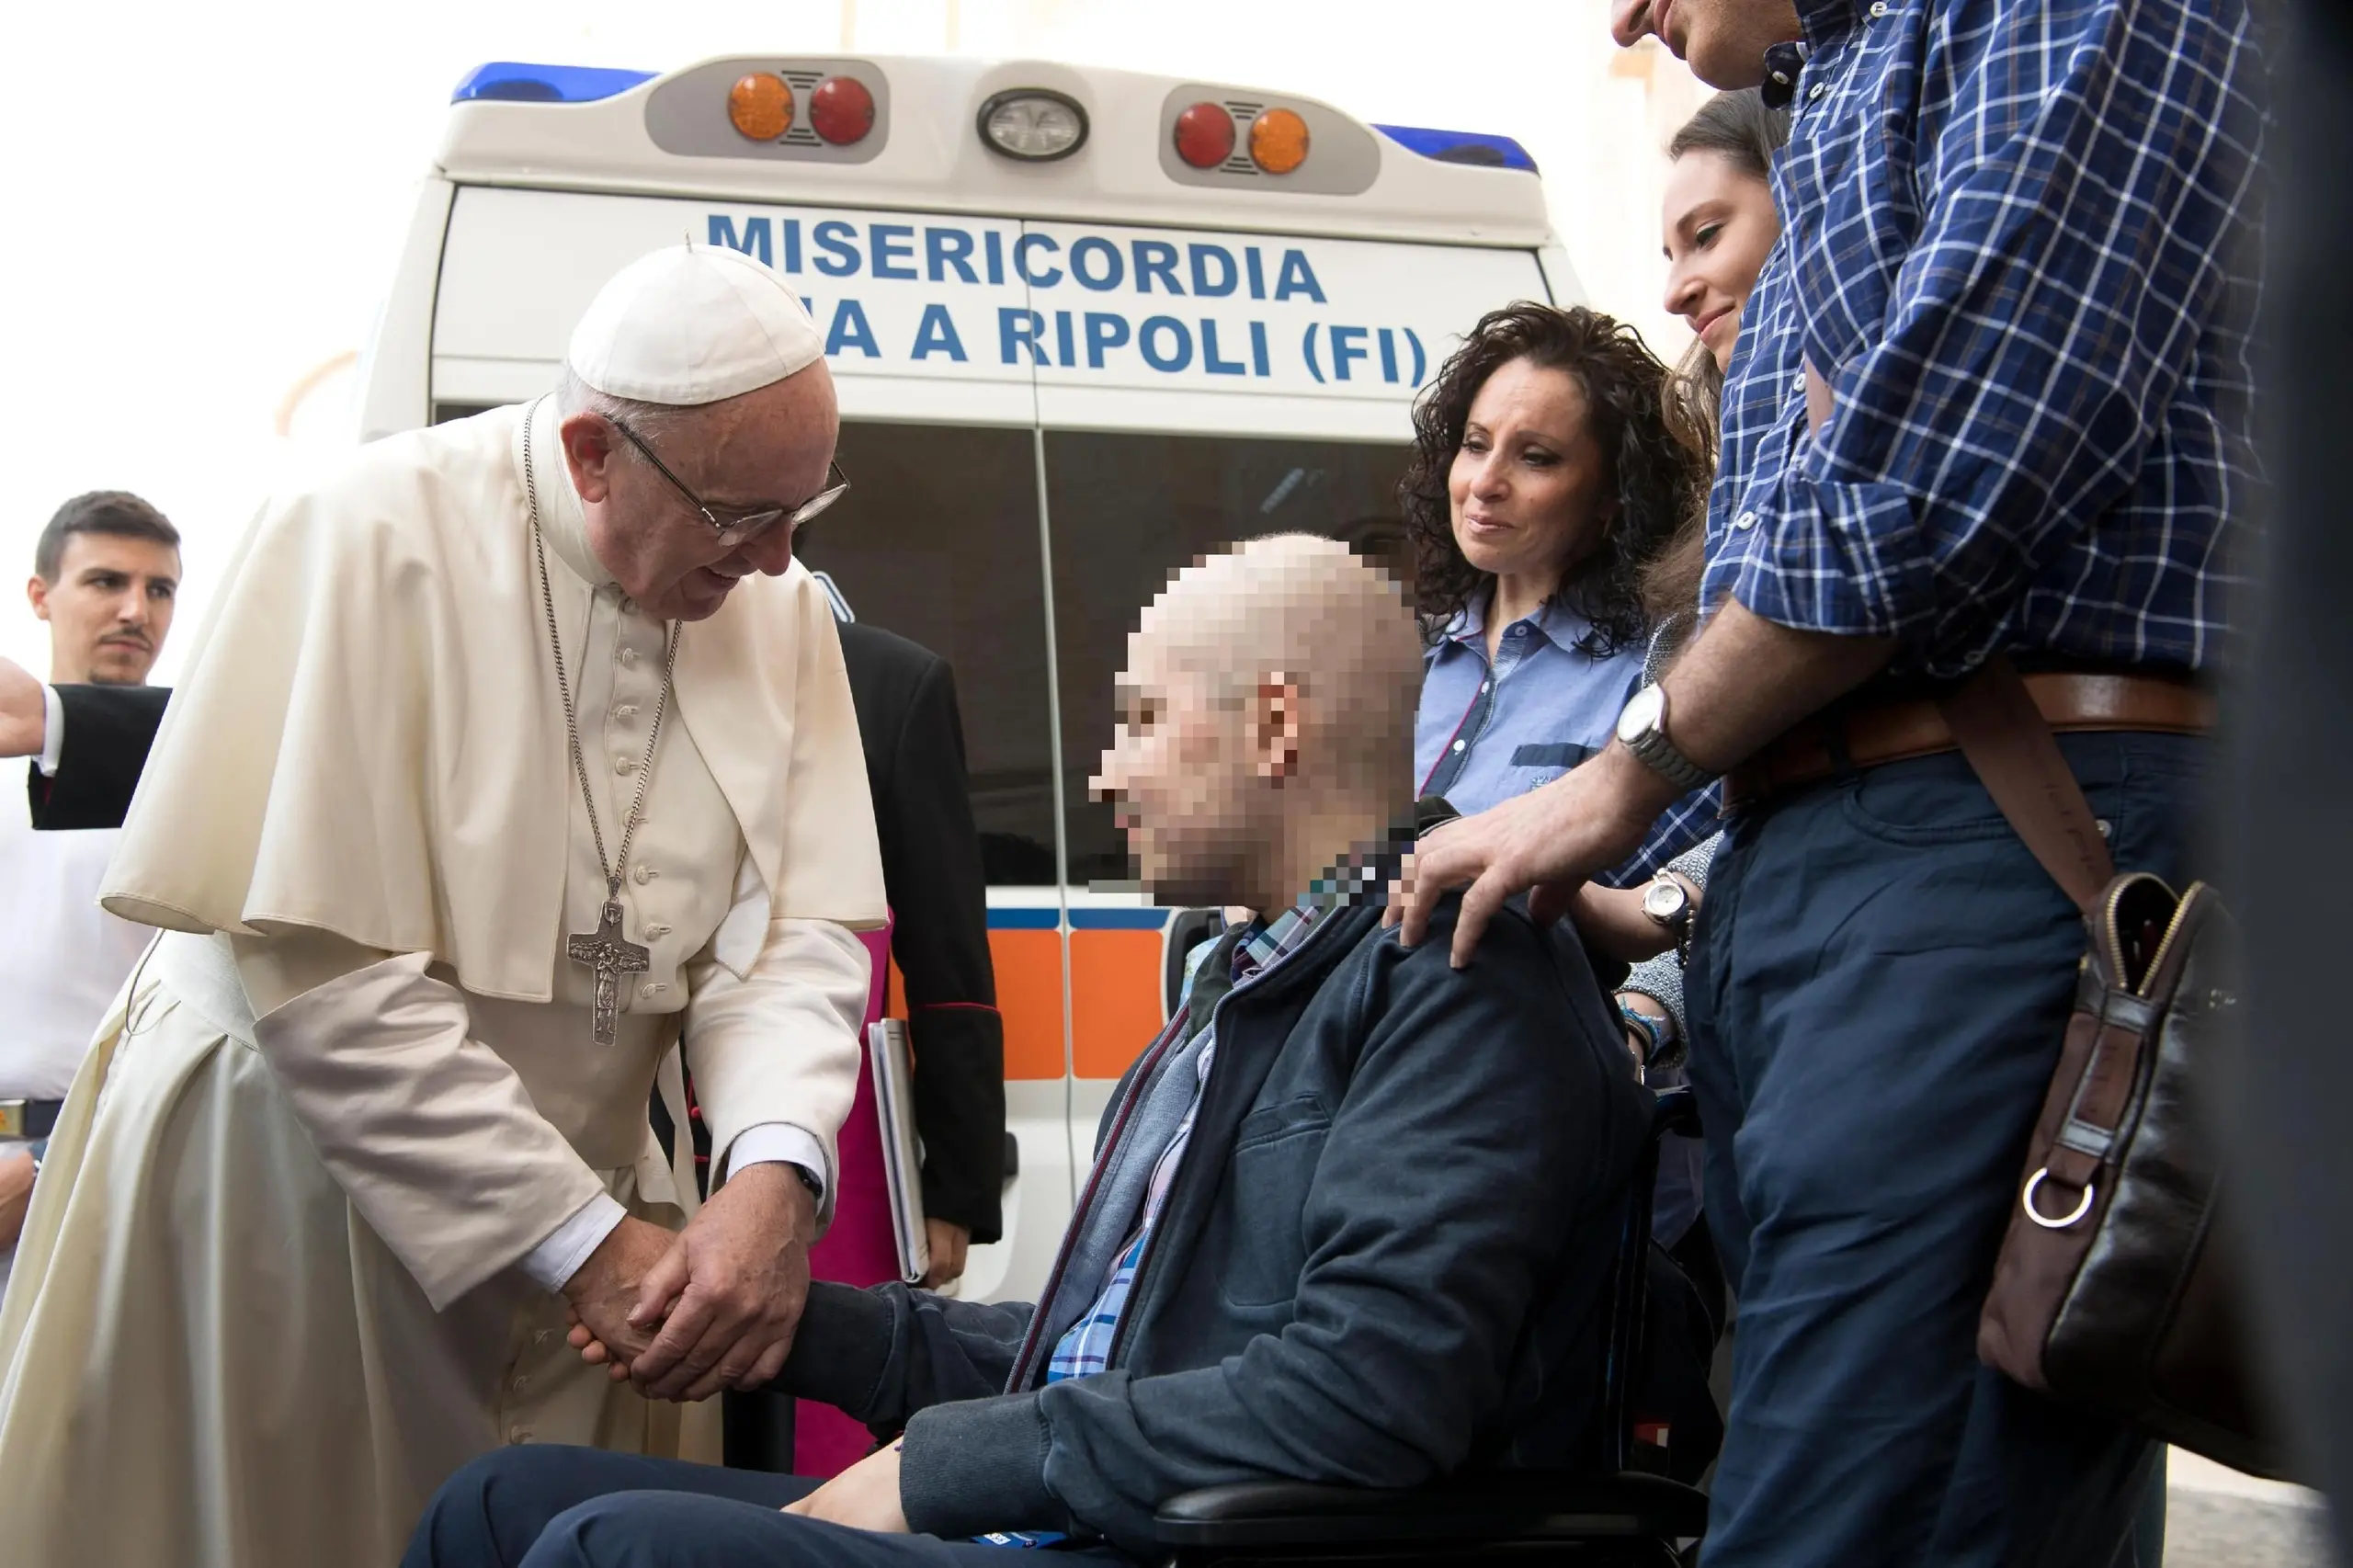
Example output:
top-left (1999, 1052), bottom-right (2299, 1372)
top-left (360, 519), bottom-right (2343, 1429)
top-left (404, 533), bottom-right (1654, 1567)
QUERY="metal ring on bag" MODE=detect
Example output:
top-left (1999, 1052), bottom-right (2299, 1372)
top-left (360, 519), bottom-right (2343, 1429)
top-left (2022, 1167), bottom-right (2095, 1230)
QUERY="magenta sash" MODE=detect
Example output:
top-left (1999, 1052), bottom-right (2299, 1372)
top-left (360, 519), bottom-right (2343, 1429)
top-left (793, 915), bottom-right (901, 1476)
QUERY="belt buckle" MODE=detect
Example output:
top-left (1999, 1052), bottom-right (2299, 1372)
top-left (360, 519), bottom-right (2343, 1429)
top-left (0, 1101), bottom-right (23, 1139)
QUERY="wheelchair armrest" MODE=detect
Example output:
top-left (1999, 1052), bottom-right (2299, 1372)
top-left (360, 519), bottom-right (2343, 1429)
top-left (1152, 1471), bottom-right (1710, 1549)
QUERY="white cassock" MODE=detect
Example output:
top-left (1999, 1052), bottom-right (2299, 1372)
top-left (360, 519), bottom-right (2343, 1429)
top-left (0, 395), bottom-right (885, 1568)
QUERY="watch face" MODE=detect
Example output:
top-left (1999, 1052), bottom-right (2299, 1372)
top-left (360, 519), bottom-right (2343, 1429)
top-left (1643, 880), bottom-right (1687, 921)
top-left (1617, 683), bottom-right (1665, 745)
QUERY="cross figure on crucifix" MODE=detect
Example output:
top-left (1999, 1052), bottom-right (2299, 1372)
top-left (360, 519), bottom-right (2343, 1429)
top-left (569, 898), bottom-right (651, 1048)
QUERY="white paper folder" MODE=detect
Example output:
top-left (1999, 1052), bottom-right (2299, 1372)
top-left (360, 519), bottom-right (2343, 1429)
top-left (868, 1017), bottom-right (930, 1285)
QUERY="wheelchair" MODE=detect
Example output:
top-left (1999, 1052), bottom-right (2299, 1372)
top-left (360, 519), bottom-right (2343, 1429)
top-left (1145, 1087), bottom-right (1712, 1567)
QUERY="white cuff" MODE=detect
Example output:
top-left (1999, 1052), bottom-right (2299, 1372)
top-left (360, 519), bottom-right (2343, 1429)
top-left (519, 1191), bottom-right (628, 1291)
top-left (35, 686), bottom-right (63, 778)
top-left (722, 1121), bottom-right (827, 1199)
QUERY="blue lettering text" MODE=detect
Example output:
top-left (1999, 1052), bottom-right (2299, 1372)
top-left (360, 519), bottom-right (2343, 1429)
top-left (1188, 244), bottom-right (1238, 298)
top-left (813, 221), bottom-right (860, 278)
top-left (1070, 236), bottom-right (1124, 292)
top-left (999, 308), bottom-right (1047, 365)
top-left (1138, 316), bottom-right (1192, 372)
top-left (1013, 233), bottom-right (1063, 288)
top-left (1330, 324), bottom-right (1370, 381)
top-left (708, 215), bottom-right (772, 267)
top-left (911, 303), bottom-right (969, 361)
top-left (1200, 320), bottom-right (1246, 376)
top-left (1273, 249), bottom-right (1327, 303)
top-left (1132, 241), bottom-right (1183, 295)
top-left (927, 229), bottom-right (978, 284)
top-left (870, 223), bottom-right (917, 280)
top-left (1085, 312), bottom-right (1131, 368)
top-left (826, 299), bottom-right (881, 358)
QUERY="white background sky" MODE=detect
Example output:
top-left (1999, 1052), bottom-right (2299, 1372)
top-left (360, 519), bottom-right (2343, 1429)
top-left (0, 0), bottom-right (1707, 680)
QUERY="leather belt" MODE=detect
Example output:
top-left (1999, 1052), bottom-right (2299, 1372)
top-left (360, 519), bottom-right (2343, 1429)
top-left (0, 1098), bottom-right (64, 1140)
top-left (1724, 672), bottom-right (2214, 812)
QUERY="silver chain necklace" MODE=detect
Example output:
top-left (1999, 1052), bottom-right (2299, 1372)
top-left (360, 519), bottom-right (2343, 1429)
top-left (524, 405), bottom-right (683, 1046)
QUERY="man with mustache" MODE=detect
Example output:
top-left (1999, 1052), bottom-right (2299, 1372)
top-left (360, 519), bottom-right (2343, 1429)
top-left (0, 493), bottom-right (181, 1296)
top-left (1397, 0), bottom-right (2268, 1563)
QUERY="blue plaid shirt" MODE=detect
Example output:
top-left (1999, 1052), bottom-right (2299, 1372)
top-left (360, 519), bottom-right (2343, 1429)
top-left (1044, 899), bottom-right (1335, 1383)
top-left (1709, 0), bottom-right (2268, 679)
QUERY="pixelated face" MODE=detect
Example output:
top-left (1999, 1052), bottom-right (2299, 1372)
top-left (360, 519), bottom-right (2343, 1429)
top-left (1090, 631), bottom-right (1262, 909)
top-left (1449, 358), bottom-right (1616, 594)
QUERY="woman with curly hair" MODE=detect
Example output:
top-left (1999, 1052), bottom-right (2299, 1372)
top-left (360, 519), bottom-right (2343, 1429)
top-left (1408, 302), bottom-right (1707, 821)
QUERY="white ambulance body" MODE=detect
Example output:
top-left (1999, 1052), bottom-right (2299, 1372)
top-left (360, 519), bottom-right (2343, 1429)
top-left (360, 54), bottom-right (1577, 1303)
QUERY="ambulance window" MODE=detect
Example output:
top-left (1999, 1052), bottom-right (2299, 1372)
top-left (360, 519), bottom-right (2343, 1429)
top-left (1042, 430), bottom-right (1414, 890)
top-left (799, 421), bottom-right (1060, 886)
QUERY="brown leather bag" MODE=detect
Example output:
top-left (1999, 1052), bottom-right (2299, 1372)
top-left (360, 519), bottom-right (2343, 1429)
top-left (1938, 658), bottom-right (2287, 1479)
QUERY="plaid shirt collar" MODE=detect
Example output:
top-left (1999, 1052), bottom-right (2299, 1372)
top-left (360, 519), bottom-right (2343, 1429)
top-left (1227, 838), bottom-right (1393, 988)
top-left (1794, 0), bottom-right (1867, 47)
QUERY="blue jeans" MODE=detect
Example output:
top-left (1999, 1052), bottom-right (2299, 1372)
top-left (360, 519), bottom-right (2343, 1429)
top-left (404, 1446), bottom-right (1126, 1568)
top-left (1686, 733), bottom-right (2195, 1567)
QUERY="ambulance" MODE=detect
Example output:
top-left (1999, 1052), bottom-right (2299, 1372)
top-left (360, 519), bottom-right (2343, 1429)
top-left (358, 53), bottom-right (1580, 1303)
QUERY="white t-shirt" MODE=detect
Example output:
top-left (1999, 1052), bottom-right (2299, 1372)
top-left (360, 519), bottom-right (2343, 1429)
top-left (0, 765), bottom-right (152, 1100)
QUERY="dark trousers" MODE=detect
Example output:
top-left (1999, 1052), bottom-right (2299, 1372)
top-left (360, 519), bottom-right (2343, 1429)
top-left (1685, 733), bottom-right (2196, 1567)
top-left (404, 1446), bottom-right (1127, 1567)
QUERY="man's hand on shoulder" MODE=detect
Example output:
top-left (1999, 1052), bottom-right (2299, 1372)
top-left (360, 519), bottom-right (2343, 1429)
top-left (560, 1215), bottom-right (679, 1382)
top-left (0, 658), bottom-right (44, 760)
top-left (624, 1161), bottom-right (816, 1403)
top-left (1388, 747), bottom-right (1665, 968)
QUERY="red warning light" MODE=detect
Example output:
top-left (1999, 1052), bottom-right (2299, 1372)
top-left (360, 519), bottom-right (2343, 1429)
top-left (1173, 101), bottom-right (1236, 169)
top-left (810, 75), bottom-right (876, 144)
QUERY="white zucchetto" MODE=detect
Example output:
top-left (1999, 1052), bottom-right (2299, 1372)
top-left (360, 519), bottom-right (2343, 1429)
top-left (565, 244), bottom-right (824, 406)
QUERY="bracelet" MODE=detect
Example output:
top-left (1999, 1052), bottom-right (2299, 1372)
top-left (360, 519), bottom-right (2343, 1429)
top-left (1617, 1002), bottom-right (1665, 1069)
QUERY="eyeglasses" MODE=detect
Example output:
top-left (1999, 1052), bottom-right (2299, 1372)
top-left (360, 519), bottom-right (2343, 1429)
top-left (608, 417), bottom-right (850, 548)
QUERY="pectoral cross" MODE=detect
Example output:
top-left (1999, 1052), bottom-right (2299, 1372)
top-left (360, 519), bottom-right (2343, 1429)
top-left (568, 898), bottom-right (650, 1048)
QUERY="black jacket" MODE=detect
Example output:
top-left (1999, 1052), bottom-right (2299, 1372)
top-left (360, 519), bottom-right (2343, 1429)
top-left (836, 621), bottom-right (1006, 1241)
top-left (24, 682), bottom-right (168, 831)
top-left (777, 887), bottom-right (1653, 1555)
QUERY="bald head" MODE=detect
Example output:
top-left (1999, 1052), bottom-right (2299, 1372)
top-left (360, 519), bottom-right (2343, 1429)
top-left (1144, 533), bottom-right (1420, 773)
top-left (1094, 534), bottom-right (1422, 911)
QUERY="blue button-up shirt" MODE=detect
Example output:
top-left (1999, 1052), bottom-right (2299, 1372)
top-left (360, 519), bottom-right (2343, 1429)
top-left (1415, 595), bottom-right (1647, 817)
top-left (1710, 0), bottom-right (2268, 679)
top-left (1417, 596), bottom-right (1717, 883)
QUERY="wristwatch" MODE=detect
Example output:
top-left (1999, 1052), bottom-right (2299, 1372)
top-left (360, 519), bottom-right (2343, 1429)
top-left (1615, 684), bottom-right (1716, 792)
top-left (1643, 870), bottom-right (1696, 969)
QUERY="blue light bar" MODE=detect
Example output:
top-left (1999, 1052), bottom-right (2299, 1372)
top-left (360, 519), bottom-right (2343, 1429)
top-left (451, 62), bottom-right (656, 106)
top-left (1374, 123), bottom-right (1539, 174)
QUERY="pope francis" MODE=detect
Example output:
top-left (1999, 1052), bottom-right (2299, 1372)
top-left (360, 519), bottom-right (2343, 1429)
top-left (0, 245), bottom-right (888, 1567)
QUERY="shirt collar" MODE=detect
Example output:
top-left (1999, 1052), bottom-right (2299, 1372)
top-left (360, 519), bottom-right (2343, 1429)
top-left (1232, 817), bottom-right (1413, 983)
top-left (1792, 0), bottom-right (1865, 49)
top-left (1443, 586), bottom-right (1570, 652)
